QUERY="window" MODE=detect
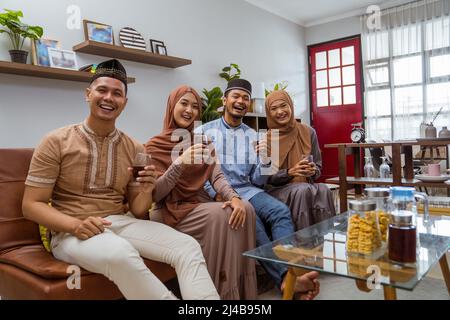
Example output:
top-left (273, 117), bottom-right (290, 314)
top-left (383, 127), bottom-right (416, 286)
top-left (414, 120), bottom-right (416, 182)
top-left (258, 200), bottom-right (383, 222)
top-left (313, 45), bottom-right (358, 108)
top-left (363, 9), bottom-right (450, 141)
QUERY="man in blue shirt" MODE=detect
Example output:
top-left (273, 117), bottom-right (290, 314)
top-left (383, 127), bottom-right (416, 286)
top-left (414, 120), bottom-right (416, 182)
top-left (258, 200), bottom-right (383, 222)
top-left (196, 79), bottom-right (319, 299)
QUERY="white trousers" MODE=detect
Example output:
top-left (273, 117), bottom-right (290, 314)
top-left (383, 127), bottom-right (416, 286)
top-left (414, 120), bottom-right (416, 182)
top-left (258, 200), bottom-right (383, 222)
top-left (51, 213), bottom-right (219, 300)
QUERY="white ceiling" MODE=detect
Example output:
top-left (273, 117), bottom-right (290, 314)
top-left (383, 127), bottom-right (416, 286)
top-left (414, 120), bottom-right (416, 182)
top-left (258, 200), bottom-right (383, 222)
top-left (244, 0), bottom-right (411, 27)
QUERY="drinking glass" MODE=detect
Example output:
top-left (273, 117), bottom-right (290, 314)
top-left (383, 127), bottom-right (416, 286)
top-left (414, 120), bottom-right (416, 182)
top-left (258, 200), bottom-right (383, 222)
top-left (132, 153), bottom-right (152, 182)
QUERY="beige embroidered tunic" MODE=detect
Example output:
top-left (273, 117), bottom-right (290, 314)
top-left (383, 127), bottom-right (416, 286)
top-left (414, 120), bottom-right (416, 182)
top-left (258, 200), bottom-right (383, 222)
top-left (25, 122), bottom-right (144, 219)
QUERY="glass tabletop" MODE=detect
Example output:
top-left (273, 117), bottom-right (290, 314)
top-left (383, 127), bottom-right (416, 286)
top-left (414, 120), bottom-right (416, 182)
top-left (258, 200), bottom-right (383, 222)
top-left (244, 214), bottom-right (450, 291)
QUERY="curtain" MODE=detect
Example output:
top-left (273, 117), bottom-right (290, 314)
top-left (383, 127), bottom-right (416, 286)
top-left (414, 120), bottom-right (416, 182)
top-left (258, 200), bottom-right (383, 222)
top-left (361, 0), bottom-right (450, 141)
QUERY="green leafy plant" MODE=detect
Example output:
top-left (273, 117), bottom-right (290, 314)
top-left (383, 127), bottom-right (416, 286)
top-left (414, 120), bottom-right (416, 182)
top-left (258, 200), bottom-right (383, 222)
top-left (201, 87), bottom-right (223, 123)
top-left (201, 63), bottom-right (243, 123)
top-left (219, 63), bottom-right (241, 82)
top-left (0, 9), bottom-right (43, 50)
top-left (265, 81), bottom-right (289, 97)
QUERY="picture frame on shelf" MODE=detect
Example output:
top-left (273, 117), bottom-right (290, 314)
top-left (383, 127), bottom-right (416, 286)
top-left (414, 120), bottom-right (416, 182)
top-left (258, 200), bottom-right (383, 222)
top-left (150, 39), bottom-right (165, 53)
top-left (31, 39), bottom-right (61, 67)
top-left (156, 44), bottom-right (167, 56)
top-left (83, 20), bottom-right (114, 45)
top-left (48, 48), bottom-right (78, 70)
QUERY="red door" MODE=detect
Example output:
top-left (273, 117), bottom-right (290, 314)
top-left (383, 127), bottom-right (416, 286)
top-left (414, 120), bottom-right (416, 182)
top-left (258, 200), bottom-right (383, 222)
top-left (309, 37), bottom-right (363, 182)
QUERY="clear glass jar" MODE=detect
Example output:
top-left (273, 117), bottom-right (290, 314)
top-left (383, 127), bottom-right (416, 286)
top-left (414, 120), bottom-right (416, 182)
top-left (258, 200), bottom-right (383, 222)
top-left (364, 187), bottom-right (390, 242)
top-left (347, 200), bottom-right (382, 256)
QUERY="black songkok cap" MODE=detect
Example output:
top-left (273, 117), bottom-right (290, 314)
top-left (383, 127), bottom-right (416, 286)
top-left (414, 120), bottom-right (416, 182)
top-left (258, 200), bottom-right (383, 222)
top-left (224, 78), bottom-right (252, 97)
top-left (91, 59), bottom-right (128, 93)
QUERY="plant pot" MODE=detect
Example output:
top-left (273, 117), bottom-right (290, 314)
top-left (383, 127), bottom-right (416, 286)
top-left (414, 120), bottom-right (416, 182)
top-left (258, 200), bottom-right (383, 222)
top-left (439, 126), bottom-right (450, 138)
top-left (9, 50), bottom-right (28, 64)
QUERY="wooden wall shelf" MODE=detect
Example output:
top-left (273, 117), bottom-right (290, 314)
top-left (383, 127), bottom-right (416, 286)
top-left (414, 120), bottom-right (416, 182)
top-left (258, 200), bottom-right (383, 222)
top-left (245, 112), bottom-right (301, 120)
top-left (243, 112), bottom-right (302, 131)
top-left (0, 60), bottom-right (136, 83)
top-left (73, 41), bottom-right (192, 68)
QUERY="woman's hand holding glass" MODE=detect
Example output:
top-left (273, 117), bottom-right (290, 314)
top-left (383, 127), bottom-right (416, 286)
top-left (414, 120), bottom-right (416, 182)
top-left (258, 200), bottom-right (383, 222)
top-left (288, 155), bottom-right (316, 178)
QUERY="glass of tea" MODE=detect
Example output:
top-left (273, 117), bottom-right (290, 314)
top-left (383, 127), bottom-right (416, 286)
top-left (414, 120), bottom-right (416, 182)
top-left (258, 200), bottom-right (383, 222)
top-left (132, 153), bottom-right (152, 183)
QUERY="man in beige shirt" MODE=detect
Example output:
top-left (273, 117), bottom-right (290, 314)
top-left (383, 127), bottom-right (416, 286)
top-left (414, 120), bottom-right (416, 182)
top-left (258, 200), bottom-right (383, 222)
top-left (22, 59), bottom-right (219, 300)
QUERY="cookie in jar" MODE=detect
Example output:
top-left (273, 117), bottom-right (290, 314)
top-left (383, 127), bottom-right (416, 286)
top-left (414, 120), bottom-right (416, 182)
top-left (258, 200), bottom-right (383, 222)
top-left (347, 200), bottom-right (382, 256)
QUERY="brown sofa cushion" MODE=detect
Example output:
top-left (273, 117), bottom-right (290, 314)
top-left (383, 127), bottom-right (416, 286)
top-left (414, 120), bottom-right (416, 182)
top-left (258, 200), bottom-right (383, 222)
top-left (0, 245), bottom-right (92, 279)
top-left (0, 244), bottom-right (177, 282)
top-left (0, 263), bottom-right (123, 300)
top-left (0, 148), bottom-right (42, 252)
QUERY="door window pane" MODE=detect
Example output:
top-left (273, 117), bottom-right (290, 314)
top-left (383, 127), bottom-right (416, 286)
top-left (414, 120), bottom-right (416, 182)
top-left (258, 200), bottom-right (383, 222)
top-left (342, 46), bottom-right (355, 65)
top-left (329, 68), bottom-right (341, 87)
top-left (342, 66), bottom-right (356, 85)
top-left (343, 86), bottom-right (356, 105)
top-left (316, 51), bottom-right (327, 69)
top-left (330, 88), bottom-right (342, 106)
top-left (317, 89), bottom-right (329, 107)
top-left (316, 70), bottom-right (328, 88)
top-left (328, 49), bottom-right (341, 68)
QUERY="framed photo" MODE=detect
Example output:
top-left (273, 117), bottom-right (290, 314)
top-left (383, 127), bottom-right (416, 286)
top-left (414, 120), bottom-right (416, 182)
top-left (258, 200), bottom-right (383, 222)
top-left (156, 44), bottom-right (167, 56)
top-left (48, 48), bottom-right (78, 70)
top-left (83, 20), bottom-right (114, 45)
top-left (31, 39), bottom-right (61, 66)
top-left (150, 39), bottom-right (165, 53)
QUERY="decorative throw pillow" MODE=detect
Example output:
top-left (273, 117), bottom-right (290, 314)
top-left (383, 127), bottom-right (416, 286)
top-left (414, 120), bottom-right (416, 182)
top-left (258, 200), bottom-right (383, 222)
top-left (39, 224), bottom-right (52, 253)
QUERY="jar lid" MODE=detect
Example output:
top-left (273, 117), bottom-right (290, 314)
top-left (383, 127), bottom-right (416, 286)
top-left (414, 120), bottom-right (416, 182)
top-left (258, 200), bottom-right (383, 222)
top-left (364, 187), bottom-right (390, 198)
top-left (349, 200), bottom-right (377, 211)
top-left (391, 187), bottom-right (415, 200)
top-left (390, 212), bottom-right (414, 225)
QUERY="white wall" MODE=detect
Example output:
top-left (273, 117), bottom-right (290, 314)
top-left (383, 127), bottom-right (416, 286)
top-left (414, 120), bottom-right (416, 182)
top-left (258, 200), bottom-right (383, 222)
top-left (0, 0), bottom-right (307, 148)
top-left (305, 16), bottom-right (361, 46)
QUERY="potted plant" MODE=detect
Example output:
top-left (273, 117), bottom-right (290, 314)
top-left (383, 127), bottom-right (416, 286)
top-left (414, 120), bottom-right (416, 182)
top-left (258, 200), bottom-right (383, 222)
top-left (265, 81), bottom-right (289, 97)
top-left (0, 9), bottom-right (43, 63)
top-left (219, 63), bottom-right (241, 82)
top-left (201, 63), bottom-right (241, 123)
top-left (201, 87), bottom-right (223, 123)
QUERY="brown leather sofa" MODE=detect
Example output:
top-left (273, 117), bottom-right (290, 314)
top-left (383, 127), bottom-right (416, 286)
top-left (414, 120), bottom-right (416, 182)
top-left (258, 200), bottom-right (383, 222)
top-left (0, 148), bottom-right (176, 299)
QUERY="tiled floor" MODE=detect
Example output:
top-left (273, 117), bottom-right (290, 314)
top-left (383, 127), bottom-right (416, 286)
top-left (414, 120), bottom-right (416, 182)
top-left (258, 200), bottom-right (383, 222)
top-left (258, 255), bottom-right (450, 300)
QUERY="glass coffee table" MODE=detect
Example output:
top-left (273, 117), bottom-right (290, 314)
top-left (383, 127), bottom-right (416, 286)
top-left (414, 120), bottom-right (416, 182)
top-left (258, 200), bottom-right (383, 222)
top-left (244, 214), bottom-right (450, 300)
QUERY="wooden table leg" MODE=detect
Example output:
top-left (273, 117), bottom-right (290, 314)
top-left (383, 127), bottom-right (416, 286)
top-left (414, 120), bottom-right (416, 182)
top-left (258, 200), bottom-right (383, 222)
top-left (439, 254), bottom-right (450, 295)
top-left (282, 268), bottom-right (296, 300)
top-left (383, 285), bottom-right (397, 300)
top-left (392, 144), bottom-right (402, 185)
top-left (403, 146), bottom-right (414, 180)
top-left (338, 145), bottom-right (348, 213)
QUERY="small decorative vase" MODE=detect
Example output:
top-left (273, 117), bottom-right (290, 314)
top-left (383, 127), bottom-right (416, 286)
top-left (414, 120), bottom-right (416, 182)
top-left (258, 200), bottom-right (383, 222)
top-left (425, 125), bottom-right (437, 138)
top-left (420, 123), bottom-right (428, 138)
top-left (438, 126), bottom-right (450, 138)
top-left (9, 50), bottom-right (28, 64)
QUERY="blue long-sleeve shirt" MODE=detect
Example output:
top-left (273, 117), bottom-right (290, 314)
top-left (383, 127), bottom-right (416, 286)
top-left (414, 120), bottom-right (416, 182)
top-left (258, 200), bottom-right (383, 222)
top-left (194, 117), bottom-right (271, 201)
